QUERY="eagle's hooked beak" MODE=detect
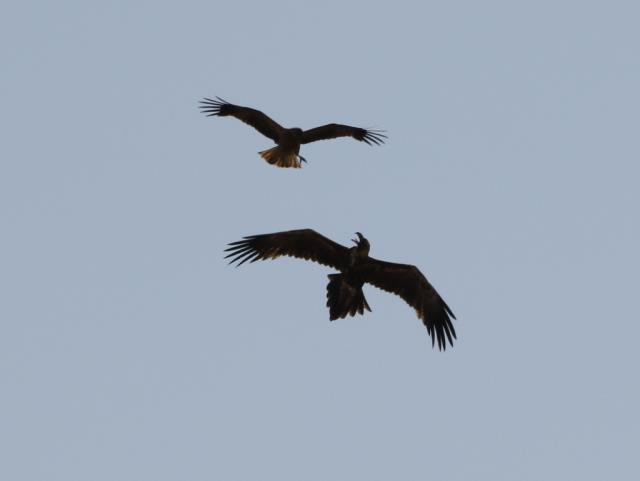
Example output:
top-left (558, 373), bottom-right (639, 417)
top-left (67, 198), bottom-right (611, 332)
top-left (352, 232), bottom-right (364, 244)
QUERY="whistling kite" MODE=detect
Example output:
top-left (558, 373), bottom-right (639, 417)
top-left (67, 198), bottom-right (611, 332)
top-left (199, 97), bottom-right (386, 168)
top-left (225, 229), bottom-right (457, 350)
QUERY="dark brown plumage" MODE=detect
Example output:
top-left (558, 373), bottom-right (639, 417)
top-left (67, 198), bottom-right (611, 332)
top-left (199, 97), bottom-right (386, 168)
top-left (225, 229), bottom-right (457, 350)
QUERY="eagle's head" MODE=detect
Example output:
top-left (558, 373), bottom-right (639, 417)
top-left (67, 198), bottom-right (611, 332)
top-left (351, 232), bottom-right (370, 255)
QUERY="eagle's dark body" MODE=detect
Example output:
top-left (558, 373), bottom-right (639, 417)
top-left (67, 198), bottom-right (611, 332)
top-left (225, 229), bottom-right (457, 350)
top-left (326, 234), bottom-right (373, 320)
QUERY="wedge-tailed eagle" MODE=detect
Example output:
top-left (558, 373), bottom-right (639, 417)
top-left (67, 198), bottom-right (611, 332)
top-left (225, 229), bottom-right (457, 350)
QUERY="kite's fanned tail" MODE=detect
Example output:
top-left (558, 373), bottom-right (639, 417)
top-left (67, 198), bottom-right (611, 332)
top-left (258, 147), bottom-right (303, 168)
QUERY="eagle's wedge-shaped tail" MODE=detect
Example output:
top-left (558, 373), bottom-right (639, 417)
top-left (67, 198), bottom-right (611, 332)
top-left (258, 146), bottom-right (303, 168)
top-left (326, 273), bottom-right (371, 320)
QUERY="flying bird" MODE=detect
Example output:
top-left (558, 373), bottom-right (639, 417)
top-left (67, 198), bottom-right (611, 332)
top-left (199, 97), bottom-right (386, 168)
top-left (225, 229), bottom-right (457, 350)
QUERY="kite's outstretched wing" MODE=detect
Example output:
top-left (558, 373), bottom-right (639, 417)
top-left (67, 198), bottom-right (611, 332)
top-left (199, 97), bottom-right (284, 143)
top-left (301, 124), bottom-right (386, 146)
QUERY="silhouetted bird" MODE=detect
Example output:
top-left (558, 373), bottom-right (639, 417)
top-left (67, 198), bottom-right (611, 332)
top-left (225, 229), bottom-right (457, 350)
top-left (199, 97), bottom-right (386, 168)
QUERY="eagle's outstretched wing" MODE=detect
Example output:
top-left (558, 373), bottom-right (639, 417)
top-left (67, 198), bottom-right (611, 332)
top-left (225, 229), bottom-right (350, 271)
top-left (360, 258), bottom-right (456, 350)
top-left (301, 124), bottom-right (386, 146)
top-left (199, 97), bottom-right (283, 143)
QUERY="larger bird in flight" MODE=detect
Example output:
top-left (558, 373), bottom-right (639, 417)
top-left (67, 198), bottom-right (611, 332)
top-left (199, 97), bottom-right (386, 168)
top-left (225, 229), bottom-right (457, 350)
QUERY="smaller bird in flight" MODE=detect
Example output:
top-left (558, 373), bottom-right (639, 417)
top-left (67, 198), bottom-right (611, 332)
top-left (225, 229), bottom-right (457, 350)
top-left (199, 97), bottom-right (386, 168)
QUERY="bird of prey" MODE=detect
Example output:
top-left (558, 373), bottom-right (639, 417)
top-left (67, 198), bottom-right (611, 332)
top-left (225, 229), bottom-right (457, 350)
top-left (199, 97), bottom-right (386, 168)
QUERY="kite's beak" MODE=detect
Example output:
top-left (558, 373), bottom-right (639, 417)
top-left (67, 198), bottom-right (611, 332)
top-left (352, 232), bottom-right (363, 244)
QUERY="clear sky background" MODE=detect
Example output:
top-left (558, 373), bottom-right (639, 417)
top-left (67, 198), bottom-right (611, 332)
top-left (2, 1), bottom-right (639, 479)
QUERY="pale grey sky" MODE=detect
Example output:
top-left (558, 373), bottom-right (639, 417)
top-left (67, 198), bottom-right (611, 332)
top-left (1, 1), bottom-right (639, 480)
